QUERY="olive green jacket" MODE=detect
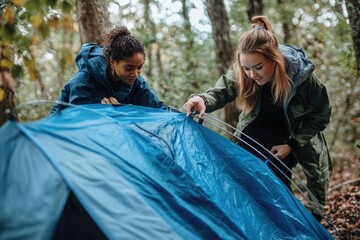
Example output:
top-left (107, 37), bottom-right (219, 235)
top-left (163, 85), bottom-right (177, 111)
top-left (197, 45), bottom-right (332, 168)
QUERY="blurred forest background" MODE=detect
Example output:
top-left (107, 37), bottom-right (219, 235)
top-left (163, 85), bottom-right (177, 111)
top-left (1, 0), bottom-right (359, 238)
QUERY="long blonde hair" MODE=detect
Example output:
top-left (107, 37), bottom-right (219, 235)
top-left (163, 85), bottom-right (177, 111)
top-left (232, 16), bottom-right (291, 115)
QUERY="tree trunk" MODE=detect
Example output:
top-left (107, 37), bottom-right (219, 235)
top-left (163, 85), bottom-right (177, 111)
top-left (0, 87), bottom-right (18, 126)
top-left (344, 0), bottom-right (360, 74)
top-left (181, 0), bottom-right (199, 89)
top-left (205, 0), bottom-right (233, 75)
top-left (29, 50), bottom-right (46, 98)
top-left (205, 0), bottom-right (240, 133)
top-left (276, 0), bottom-right (290, 43)
top-left (247, 0), bottom-right (263, 21)
top-left (143, 0), bottom-right (153, 78)
top-left (76, 0), bottom-right (112, 44)
top-left (0, 44), bottom-right (18, 126)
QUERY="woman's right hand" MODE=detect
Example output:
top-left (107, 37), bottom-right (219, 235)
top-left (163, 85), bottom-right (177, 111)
top-left (183, 95), bottom-right (206, 117)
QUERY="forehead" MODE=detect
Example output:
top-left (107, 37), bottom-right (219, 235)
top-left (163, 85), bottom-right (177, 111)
top-left (239, 53), bottom-right (267, 67)
top-left (118, 52), bottom-right (145, 67)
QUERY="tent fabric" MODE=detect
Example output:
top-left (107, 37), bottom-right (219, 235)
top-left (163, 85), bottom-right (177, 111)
top-left (0, 104), bottom-right (332, 239)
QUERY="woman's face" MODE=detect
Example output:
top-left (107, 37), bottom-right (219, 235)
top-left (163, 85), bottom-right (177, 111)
top-left (240, 53), bottom-right (275, 85)
top-left (111, 52), bottom-right (145, 85)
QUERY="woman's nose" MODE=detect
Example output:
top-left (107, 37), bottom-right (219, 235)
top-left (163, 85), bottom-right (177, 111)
top-left (131, 70), bottom-right (139, 77)
top-left (250, 69), bottom-right (257, 78)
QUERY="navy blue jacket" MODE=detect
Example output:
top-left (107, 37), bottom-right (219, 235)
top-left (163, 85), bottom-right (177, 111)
top-left (51, 44), bottom-right (167, 114)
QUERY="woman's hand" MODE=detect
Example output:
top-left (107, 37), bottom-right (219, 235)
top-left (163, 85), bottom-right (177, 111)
top-left (183, 96), bottom-right (206, 117)
top-left (101, 97), bottom-right (120, 104)
top-left (270, 144), bottom-right (292, 159)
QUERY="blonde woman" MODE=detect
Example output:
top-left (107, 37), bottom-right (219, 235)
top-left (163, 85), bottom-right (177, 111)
top-left (183, 16), bottom-right (332, 222)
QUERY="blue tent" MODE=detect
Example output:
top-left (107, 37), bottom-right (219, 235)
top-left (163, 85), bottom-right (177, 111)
top-left (0, 104), bottom-right (332, 239)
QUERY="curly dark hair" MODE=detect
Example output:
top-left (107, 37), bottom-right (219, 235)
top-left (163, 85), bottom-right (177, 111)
top-left (102, 26), bottom-right (145, 62)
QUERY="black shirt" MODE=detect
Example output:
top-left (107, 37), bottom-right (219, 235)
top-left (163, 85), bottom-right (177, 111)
top-left (241, 83), bottom-right (289, 159)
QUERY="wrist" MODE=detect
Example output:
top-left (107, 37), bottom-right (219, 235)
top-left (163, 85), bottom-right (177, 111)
top-left (286, 138), bottom-right (298, 149)
top-left (190, 94), bottom-right (207, 106)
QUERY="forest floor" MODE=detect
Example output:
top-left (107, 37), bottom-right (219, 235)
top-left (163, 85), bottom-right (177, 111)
top-left (294, 148), bottom-right (360, 240)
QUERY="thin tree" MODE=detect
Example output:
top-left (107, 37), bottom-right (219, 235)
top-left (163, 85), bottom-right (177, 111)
top-left (142, 0), bottom-right (163, 78)
top-left (247, 0), bottom-right (263, 21)
top-left (276, 0), bottom-right (290, 43)
top-left (205, 0), bottom-right (239, 131)
top-left (344, 0), bottom-right (360, 74)
top-left (180, 0), bottom-right (200, 90)
top-left (0, 45), bottom-right (18, 125)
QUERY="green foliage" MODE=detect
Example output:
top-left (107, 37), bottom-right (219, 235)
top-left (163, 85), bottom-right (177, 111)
top-left (228, 0), bottom-right (249, 27)
top-left (12, 64), bottom-right (23, 78)
top-left (1, 0), bottom-right (76, 67)
top-left (60, 0), bottom-right (73, 13)
top-left (0, 0), bottom-right (79, 122)
top-left (45, 0), bottom-right (59, 8)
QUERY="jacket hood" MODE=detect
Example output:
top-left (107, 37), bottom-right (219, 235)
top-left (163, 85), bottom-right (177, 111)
top-left (75, 43), bottom-right (108, 87)
top-left (279, 44), bottom-right (315, 87)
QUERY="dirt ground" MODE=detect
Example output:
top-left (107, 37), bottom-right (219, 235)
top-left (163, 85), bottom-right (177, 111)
top-left (294, 149), bottom-right (360, 240)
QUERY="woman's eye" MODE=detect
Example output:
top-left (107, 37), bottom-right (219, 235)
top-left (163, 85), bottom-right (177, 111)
top-left (255, 66), bottom-right (262, 70)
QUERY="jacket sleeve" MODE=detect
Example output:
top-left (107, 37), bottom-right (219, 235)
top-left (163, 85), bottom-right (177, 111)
top-left (132, 78), bottom-right (167, 110)
top-left (67, 71), bottom-right (98, 105)
top-left (50, 71), bottom-right (97, 114)
top-left (290, 74), bottom-right (332, 147)
top-left (193, 71), bottom-right (238, 113)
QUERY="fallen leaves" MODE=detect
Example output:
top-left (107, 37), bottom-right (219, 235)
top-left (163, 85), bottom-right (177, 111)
top-left (324, 174), bottom-right (360, 239)
top-left (293, 150), bottom-right (359, 239)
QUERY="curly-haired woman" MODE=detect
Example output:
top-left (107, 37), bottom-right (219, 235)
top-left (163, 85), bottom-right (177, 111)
top-left (51, 26), bottom-right (166, 113)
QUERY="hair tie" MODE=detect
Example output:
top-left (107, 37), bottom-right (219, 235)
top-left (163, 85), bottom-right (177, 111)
top-left (255, 25), bottom-right (265, 30)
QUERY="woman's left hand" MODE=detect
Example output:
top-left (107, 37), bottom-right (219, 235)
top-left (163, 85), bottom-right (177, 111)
top-left (270, 144), bottom-right (292, 159)
top-left (101, 97), bottom-right (120, 104)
